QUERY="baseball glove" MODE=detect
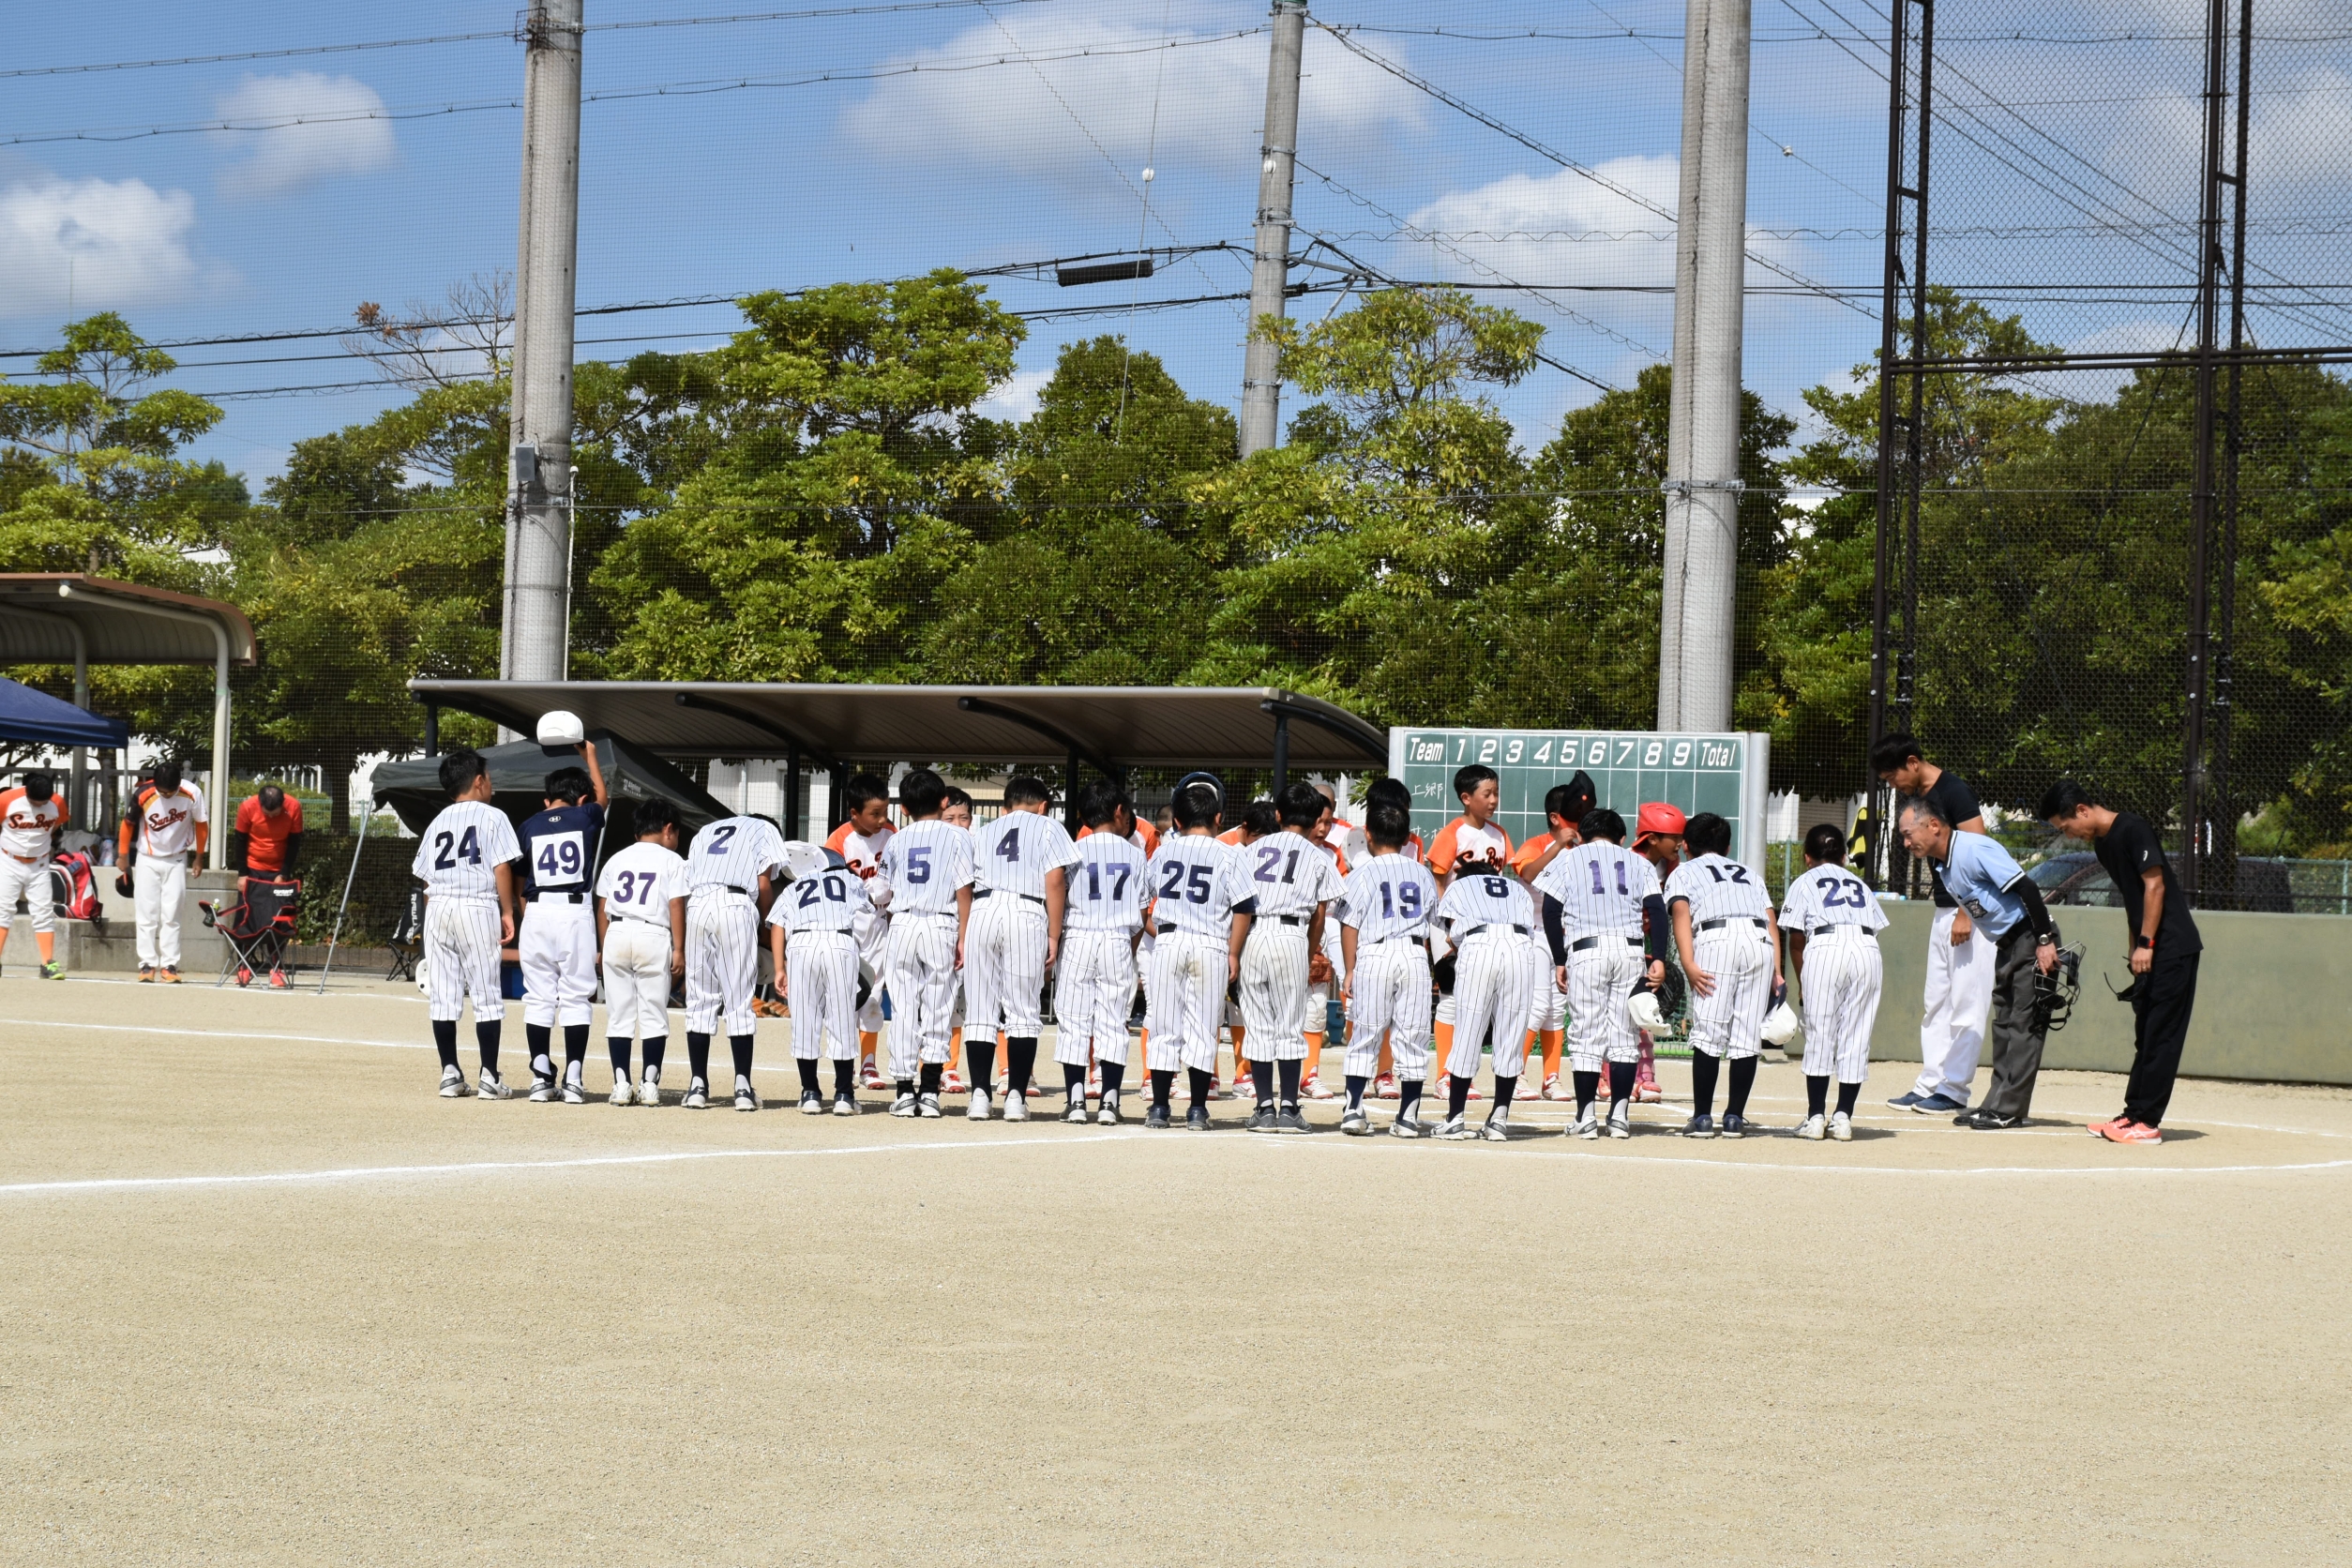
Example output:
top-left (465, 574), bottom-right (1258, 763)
top-left (114, 872), bottom-right (133, 898)
top-left (1307, 953), bottom-right (1334, 985)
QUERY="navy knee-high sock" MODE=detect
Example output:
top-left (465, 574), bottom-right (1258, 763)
top-left (431, 1018), bottom-right (460, 1072)
top-left (1691, 1052), bottom-right (1721, 1117)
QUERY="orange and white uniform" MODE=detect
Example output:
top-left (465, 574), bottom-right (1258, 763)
top-left (1508, 835), bottom-right (1573, 1068)
top-left (0, 786), bottom-right (67, 937)
top-left (825, 819), bottom-right (895, 1033)
top-left (120, 781), bottom-right (208, 972)
top-left (1428, 815), bottom-right (1511, 882)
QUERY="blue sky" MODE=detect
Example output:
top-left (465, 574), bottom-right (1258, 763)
top-left (7, 0), bottom-right (2323, 490)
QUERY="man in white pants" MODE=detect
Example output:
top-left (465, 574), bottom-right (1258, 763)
top-left (1430, 863), bottom-right (1538, 1142)
top-left (0, 770), bottom-right (68, 979)
top-left (1534, 809), bottom-right (1665, 1139)
top-left (767, 843), bottom-right (866, 1117)
top-left (1779, 823), bottom-right (1889, 1142)
top-left (413, 750), bottom-right (521, 1097)
top-left (118, 760), bottom-right (207, 984)
top-left (1337, 802), bottom-right (1440, 1137)
top-left (1873, 733), bottom-right (1993, 1114)
top-left (682, 810), bottom-right (787, 1111)
top-left (1235, 782), bottom-right (1344, 1135)
top-left (962, 775), bottom-right (1077, 1123)
top-left (1056, 782), bottom-right (1149, 1124)
top-left (875, 768), bottom-right (973, 1118)
top-left (1666, 811), bottom-right (1783, 1139)
top-left (1142, 777), bottom-right (1255, 1132)
top-left (595, 798), bottom-right (686, 1107)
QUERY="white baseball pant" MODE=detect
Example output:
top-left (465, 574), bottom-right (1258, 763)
top-left (1685, 925), bottom-right (1773, 1062)
top-left (1238, 920), bottom-right (1312, 1061)
top-left (1, 854), bottom-right (54, 934)
top-left (1524, 940), bottom-right (1565, 1033)
top-left (425, 896), bottom-right (505, 1023)
top-left (133, 855), bottom-right (188, 969)
top-left (1444, 931), bottom-right (1535, 1081)
top-left (853, 905), bottom-right (889, 1033)
top-left (684, 895), bottom-right (760, 1035)
top-left (1054, 927), bottom-right (1138, 1069)
top-left (520, 899), bottom-right (597, 1027)
top-left (1914, 905), bottom-right (1994, 1101)
top-left (600, 918), bottom-right (672, 1041)
top-left (884, 912), bottom-right (960, 1077)
top-left (786, 927), bottom-right (860, 1062)
top-left (1565, 936), bottom-right (1645, 1071)
top-left (1145, 930), bottom-right (1226, 1073)
top-left (1344, 938), bottom-right (1432, 1081)
top-left (962, 894), bottom-right (1048, 1042)
top-left (1801, 933), bottom-right (1883, 1082)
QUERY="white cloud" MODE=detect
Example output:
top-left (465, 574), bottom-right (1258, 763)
top-left (0, 174), bottom-right (200, 319)
top-left (976, 366), bottom-right (1052, 422)
top-left (215, 73), bottom-right (396, 198)
top-left (840, 10), bottom-right (1422, 187)
top-left (1408, 156), bottom-right (1684, 291)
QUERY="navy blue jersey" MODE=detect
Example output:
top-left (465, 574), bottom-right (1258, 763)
top-left (519, 802), bottom-right (605, 897)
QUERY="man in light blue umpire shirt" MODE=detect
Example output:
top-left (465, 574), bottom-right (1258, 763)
top-left (1897, 794), bottom-right (2062, 1128)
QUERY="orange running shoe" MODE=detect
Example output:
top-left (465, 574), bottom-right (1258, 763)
top-left (2098, 1120), bottom-right (2162, 1144)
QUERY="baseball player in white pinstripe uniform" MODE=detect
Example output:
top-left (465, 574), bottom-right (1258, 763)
top-left (1430, 865), bottom-right (1538, 1141)
top-left (683, 811), bottom-right (787, 1111)
top-left (874, 768), bottom-right (974, 1118)
top-left (1533, 809), bottom-right (1666, 1139)
top-left (1057, 782), bottom-right (1149, 1124)
top-left (1235, 782), bottom-right (1344, 1135)
top-left (1666, 811), bottom-right (1784, 1138)
top-left (767, 845), bottom-right (867, 1117)
top-left (1337, 802), bottom-right (1439, 1138)
top-left (962, 776), bottom-right (1077, 1123)
top-left (413, 750), bottom-right (522, 1099)
top-left (593, 799), bottom-right (686, 1107)
top-left (1142, 778), bottom-right (1255, 1131)
top-left (1779, 823), bottom-right (1889, 1141)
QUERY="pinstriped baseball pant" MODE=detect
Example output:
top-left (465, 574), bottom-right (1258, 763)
top-left (1344, 939), bottom-right (1432, 1081)
top-left (1145, 930), bottom-right (1225, 1074)
top-left (1686, 927), bottom-right (1772, 1062)
top-left (962, 895), bottom-right (1048, 1042)
top-left (1238, 921), bottom-right (1312, 1061)
top-left (1566, 937), bottom-right (1644, 1072)
top-left (1443, 931), bottom-right (1534, 1081)
top-left (884, 912), bottom-right (960, 1077)
top-left (1054, 927), bottom-right (1138, 1068)
top-left (786, 927), bottom-right (861, 1061)
top-left (684, 897), bottom-right (760, 1035)
top-left (424, 897), bottom-right (505, 1023)
top-left (1799, 934), bottom-right (1882, 1082)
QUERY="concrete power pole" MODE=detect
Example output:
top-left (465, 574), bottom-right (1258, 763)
top-left (1657, 0), bottom-right (1752, 732)
top-left (502, 0), bottom-right (584, 685)
top-left (1239, 0), bottom-right (1307, 459)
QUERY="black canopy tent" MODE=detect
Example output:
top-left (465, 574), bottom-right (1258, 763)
top-left (404, 680), bottom-right (1390, 835)
top-left (369, 732), bottom-right (730, 838)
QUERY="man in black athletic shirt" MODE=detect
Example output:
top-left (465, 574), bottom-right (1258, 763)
top-left (2039, 780), bottom-right (2202, 1145)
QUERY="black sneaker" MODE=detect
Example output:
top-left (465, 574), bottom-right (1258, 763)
top-left (1144, 1102), bottom-right (1172, 1130)
top-left (1186, 1105), bottom-right (1213, 1132)
top-left (1719, 1112), bottom-right (1749, 1138)
top-left (1681, 1113), bottom-right (1716, 1138)
top-left (1957, 1108), bottom-right (2026, 1129)
top-left (1275, 1106), bottom-right (1311, 1135)
top-left (1244, 1102), bottom-right (1279, 1134)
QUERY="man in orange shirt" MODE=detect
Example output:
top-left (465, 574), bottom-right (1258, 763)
top-left (0, 770), bottom-right (68, 979)
top-left (1426, 765), bottom-right (1511, 1099)
top-left (1510, 773), bottom-right (1597, 1099)
top-left (233, 784), bottom-right (306, 878)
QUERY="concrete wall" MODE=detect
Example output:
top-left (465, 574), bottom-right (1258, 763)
top-left (1863, 899), bottom-right (2352, 1087)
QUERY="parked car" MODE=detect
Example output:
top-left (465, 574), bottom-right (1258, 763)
top-left (2028, 852), bottom-right (2118, 908)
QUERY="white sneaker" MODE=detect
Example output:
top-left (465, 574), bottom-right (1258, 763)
top-left (477, 1073), bottom-right (515, 1101)
top-left (1432, 1115), bottom-right (1475, 1141)
top-left (734, 1082), bottom-right (760, 1112)
top-left (1480, 1111), bottom-right (1511, 1142)
top-left (833, 1093), bottom-right (858, 1117)
top-left (637, 1077), bottom-right (661, 1107)
top-left (610, 1078), bottom-right (633, 1107)
top-left (1096, 1095), bottom-right (1122, 1126)
top-left (684, 1079), bottom-right (710, 1109)
top-left (1573, 1111), bottom-right (1601, 1139)
top-left (967, 1089), bottom-right (992, 1122)
top-left (561, 1078), bottom-right (587, 1105)
top-left (1797, 1112), bottom-right (1827, 1141)
top-left (439, 1066), bottom-right (469, 1098)
top-left (1003, 1091), bottom-right (1028, 1123)
top-left (890, 1092), bottom-right (918, 1118)
top-left (799, 1090), bottom-right (826, 1115)
top-left (916, 1093), bottom-right (943, 1119)
top-left (1339, 1107), bottom-right (1370, 1137)
top-left (1063, 1098), bottom-right (1090, 1123)
top-left (1606, 1106), bottom-right (1631, 1139)
top-left (527, 1075), bottom-right (555, 1103)
top-left (1829, 1109), bottom-right (1854, 1142)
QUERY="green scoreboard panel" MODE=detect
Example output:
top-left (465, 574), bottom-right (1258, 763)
top-left (1387, 729), bottom-right (1772, 874)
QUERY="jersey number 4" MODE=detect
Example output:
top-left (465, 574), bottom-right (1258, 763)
top-left (431, 826), bottom-right (481, 869)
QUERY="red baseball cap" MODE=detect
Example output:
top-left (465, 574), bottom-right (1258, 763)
top-left (1634, 802), bottom-right (1687, 843)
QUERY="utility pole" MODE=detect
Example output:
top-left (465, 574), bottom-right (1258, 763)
top-left (1657, 0), bottom-right (1752, 732)
top-left (502, 0), bottom-right (584, 685)
top-left (1239, 0), bottom-right (1307, 459)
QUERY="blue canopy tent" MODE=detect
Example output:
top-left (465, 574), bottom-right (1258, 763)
top-left (0, 675), bottom-right (129, 749)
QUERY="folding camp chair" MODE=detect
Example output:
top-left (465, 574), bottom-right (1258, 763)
top-left (199, 877), bottom-right (301, 988)
top-left (385, 886), bottom-right (423, 983)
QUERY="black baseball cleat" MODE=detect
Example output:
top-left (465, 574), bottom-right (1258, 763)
top-left (1681, 1114), bottom-right (1716, 1138)
top-left (1244, 1102), bottom-right (1279, 1134)
top-left (1718, 1112), bottom-right (1750, 1138)
top-left (798, 1090), bottom-right (825, 1115)
top-left (1956, 1108), bottom-right (2026, 1129)
top-left (1186, 1105), bottom-right (1213, 1132)
top-left (1275, 1106), bottom-right (1311, 1135)
top-left (1339, 1107), bottom-right (1371, 1137)
top-left (1144, 1103), bottom-right (1172, 1130)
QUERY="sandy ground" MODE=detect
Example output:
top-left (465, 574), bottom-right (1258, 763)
top-left (4, 973), bottom-right (2348, 1566)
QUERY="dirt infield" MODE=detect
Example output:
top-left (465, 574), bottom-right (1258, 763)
top-left (5, 975), bottom-right (2348, 1565)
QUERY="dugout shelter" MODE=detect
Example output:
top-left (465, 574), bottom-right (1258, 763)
top-left (369, 732), bottom-right (730, 843)
top-left (406, 681), bottom-right (1389, 834)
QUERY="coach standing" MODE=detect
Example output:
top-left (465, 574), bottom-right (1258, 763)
top-left (1896, 796), bottom-right (2060, 1129)
top-left (1872, 734), bottom-right (1993, 1115)
top-left (2039, 781), bottom-right (2200, 1145)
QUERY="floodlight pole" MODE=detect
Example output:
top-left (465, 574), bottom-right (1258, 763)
top-left (1658, 0), bottom-right (1752, 734)
top-left (1239, 1), bottom-right (1307, 458)
top-left (502, 0), bottom-right (584, 687)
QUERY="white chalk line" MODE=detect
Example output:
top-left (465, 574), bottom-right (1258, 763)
top-left (0, 1131), bottom-right (1136, 1198)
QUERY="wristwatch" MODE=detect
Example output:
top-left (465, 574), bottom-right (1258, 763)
top-left (2134, 934), bottom-right (2154, 950)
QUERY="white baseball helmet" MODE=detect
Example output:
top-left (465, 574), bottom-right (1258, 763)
top-left (779, 839), bottom-right (843, 881)
top-left (1626, 988), bottom-right (1669, 1035)
top-left (535, 709), bottom-right (585, 746)
top-left (1760, 1000), bottom-right (1802, 1048)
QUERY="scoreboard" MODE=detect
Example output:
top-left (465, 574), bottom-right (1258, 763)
top-left (1387, 728), bottom-right (1773, 875)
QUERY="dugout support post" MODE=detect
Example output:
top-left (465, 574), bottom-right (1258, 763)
top-left (784, 744), bottom-right (801, 840)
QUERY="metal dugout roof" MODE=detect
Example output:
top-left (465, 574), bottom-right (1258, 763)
top-left (406, 681), bottom-right (1387, 775)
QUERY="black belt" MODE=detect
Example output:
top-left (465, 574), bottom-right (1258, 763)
top-left (1464, 923), bottom-right (1529, 937)
top-left (1267, 913), bottom-right (1307, 927)
top-left (525, 891), bottom-right (587, 905)
top-left (1366, 934), bottom-right (1428, 947)
top-left (1699, 916), bottom-right (1766, 931)
top-left (1570, 934), bottom-right (1643, 952)
top-left (973, 889), bottom-right (1047, 906)
top-left (1811, 925), bottom-right (1875, 938)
